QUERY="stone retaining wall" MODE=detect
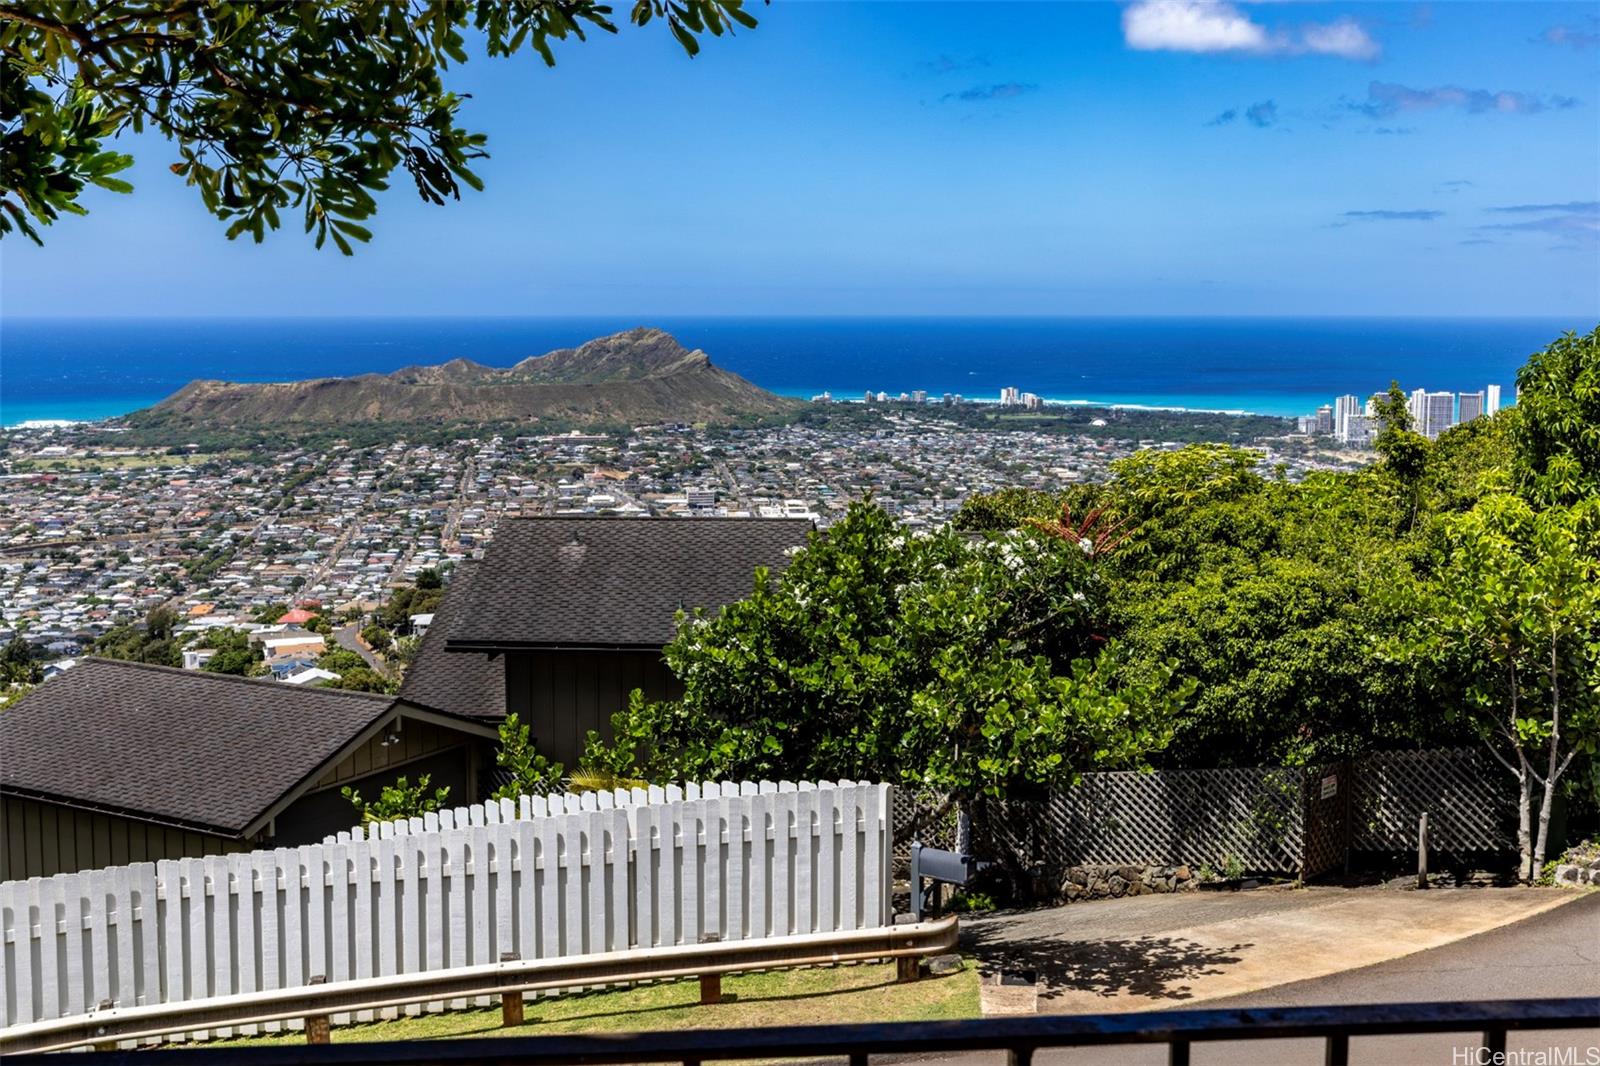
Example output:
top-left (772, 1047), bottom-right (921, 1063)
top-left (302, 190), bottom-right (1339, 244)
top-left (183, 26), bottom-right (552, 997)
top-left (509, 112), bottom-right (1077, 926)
top-left (1060, 862), bottom-right (1198, 902)
top-left (1553, 840), bottom-right (1599, 888)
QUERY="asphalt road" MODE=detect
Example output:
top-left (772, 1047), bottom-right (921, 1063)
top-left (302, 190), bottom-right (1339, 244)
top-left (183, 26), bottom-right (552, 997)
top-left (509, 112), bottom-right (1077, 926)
top-left (919, 892), bottom-right (1600, 1066)
top-left (334, 623), bottom-right (387, 673)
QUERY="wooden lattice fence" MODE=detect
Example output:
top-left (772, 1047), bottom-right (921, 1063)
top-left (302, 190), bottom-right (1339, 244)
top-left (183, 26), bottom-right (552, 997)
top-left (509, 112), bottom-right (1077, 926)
top-left (1350, 748), bottom-right (1516, 854)
top-left (971, 767), bottom-right (1304, 874)
top-left (891, 748), bottom-right (1516, 880)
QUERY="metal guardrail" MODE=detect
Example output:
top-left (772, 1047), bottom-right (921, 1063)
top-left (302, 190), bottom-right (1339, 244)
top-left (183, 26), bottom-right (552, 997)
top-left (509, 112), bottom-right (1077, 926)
top-left (0, 916), bottom-right (960, 1056)
top-left (4, 997), bottom-right (1595, 1065)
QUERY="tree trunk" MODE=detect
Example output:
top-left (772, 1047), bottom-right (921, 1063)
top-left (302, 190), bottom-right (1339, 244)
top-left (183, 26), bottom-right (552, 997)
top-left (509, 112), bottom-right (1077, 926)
top-left (1507, 667), bottom-right (1535, 882)
top-left (1515, 764), bottom-right (1533, 881)
top-left (1532, 636), bottom-right (1564, 880)
top-left (1532, 777), bottom-right (1558, 881)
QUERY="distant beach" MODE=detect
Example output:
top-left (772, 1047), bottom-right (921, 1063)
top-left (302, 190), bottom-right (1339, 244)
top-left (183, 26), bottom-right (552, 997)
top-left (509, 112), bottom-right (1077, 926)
top-left (1, 315), bottom-right (1573, 427)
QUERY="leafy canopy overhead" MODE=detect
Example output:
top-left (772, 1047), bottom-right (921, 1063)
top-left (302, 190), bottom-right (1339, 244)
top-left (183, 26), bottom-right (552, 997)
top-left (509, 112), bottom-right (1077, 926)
top-left (1, 1), bottom-right (759, 248)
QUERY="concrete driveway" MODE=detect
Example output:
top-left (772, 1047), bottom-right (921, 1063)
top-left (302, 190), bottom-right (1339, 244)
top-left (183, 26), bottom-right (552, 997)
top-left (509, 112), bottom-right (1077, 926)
top-left (962, 884), bottom-right (1582, 1013)
top-left (919, 889), bottom-right (1599, 1066)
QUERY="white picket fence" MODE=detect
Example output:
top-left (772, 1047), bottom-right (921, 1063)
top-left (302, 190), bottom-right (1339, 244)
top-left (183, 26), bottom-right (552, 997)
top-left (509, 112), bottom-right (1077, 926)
top-left (333, 780), bottom-right (742, 843)
top-left (0, 780), bottom-right (892, 1038)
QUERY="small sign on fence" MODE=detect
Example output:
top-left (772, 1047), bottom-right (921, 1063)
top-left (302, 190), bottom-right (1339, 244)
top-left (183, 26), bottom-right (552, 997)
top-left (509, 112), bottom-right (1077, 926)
top-left (1320, 775), bottom-right (1339, 800)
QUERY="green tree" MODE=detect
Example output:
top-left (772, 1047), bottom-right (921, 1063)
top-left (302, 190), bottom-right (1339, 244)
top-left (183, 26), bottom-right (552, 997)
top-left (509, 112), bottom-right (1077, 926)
top-left (360, 623), bottom-right (392, 653)
top-left (2, 1), bottom-right (759, 247)
top-left (1373, 381), bottom-right (1433, 530)
top-left (1395, 495), bottom-right (1600, 881)
top-left (318, 647), bottom-right (369, 675)
top-left (491, 712), bottom-right (567, 800)
top-left (0, 636), bottom-right (41, 685)
top-left (343, 774), bottom-right (450, 825)
top-left (586, 502), bottom-right (1187, 807)
top-left (324, 666), bottom-right (393, 693)
top-left (196, 627), bottom-right (263, 676)
top-left (1512, 326), bottom-right (1600, 506)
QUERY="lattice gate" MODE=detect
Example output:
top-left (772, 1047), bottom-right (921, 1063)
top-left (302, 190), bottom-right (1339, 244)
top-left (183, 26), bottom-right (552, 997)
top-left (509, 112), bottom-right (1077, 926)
top-left (1301, 758), bottom-right (1351, 880)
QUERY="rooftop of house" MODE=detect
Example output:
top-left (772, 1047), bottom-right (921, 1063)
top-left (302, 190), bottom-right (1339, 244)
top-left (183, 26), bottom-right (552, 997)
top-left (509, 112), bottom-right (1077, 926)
top-left (0, 658), bottom-right (484, 838)
top-left (443, 516), bottom-right (813, 651)
top-left (395, 561), bottom-right (505, 722)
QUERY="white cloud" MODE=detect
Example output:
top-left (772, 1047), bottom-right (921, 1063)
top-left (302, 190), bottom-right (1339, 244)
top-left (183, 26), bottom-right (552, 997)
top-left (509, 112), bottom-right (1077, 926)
top-left (1122, 0), bottom-right (1269, 53)
top-left (1301, 18), bottom-right (1381, 61)
top-left (1121, 1), bottom-right (1380, 61)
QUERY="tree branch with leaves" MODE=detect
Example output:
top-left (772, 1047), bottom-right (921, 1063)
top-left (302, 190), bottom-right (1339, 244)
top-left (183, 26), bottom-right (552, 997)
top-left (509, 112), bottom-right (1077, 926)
top-left (1, 0), bottom-right (760, 248)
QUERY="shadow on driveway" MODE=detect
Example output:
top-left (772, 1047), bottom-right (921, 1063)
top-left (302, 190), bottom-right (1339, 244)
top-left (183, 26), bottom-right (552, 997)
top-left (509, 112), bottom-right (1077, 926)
top-left (962, 921), bottom-right (1251, 1002)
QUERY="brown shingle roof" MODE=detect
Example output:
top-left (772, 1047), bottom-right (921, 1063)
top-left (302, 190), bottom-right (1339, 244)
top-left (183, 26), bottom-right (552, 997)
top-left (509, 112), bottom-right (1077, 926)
top-left (445, 517), bottom-right (813, 650)
top-left (395, 562), bottom-right (505, 722)
top-left (0, 658), bottom-right (396, 836)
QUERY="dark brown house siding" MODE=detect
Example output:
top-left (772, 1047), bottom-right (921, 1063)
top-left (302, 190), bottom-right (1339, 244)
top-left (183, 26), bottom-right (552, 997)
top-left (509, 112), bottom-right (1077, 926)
top-left (505, 649), bottom-right (683, 765)
top-left (0, 795), bottom-right (246, 881)
top-left (1, 716), bottom-right (490, 881)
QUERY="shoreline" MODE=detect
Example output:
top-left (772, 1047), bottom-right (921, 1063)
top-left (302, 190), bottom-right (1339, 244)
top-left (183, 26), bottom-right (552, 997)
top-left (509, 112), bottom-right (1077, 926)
top-left (1, 391), bottom-right (1298, 429)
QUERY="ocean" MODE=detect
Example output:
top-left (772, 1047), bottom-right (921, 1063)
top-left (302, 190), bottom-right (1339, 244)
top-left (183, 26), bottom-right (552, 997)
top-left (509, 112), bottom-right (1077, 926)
top-left (0, 316), bottom-right (1582, 426)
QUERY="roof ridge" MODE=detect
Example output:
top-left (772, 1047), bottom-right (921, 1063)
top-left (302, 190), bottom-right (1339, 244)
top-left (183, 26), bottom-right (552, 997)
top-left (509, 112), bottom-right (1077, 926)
top-left (76, 656), bottom-right (396, 703)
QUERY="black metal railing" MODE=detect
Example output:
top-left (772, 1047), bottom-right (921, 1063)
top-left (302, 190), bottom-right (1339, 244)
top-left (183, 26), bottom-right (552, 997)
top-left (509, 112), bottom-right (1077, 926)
top-left (10, 997), bottom-right (1595, 1066)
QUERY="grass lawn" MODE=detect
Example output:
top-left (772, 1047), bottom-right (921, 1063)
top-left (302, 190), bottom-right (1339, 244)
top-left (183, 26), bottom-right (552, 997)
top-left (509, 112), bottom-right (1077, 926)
top-left (212, 961), bottom-right (980, 1048)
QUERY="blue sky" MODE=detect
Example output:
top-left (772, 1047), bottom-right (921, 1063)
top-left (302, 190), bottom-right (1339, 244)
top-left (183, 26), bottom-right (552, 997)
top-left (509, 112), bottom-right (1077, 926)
top-left (7, 1), bottom-right (1599, 317)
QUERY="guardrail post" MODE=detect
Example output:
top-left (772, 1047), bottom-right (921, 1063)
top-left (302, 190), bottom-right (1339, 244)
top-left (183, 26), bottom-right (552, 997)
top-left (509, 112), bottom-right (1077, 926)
top-left (1168, 1039), bottom-right (1191, 1066)
top-left (92, 1001), bottom-right (117, 1052)
top-left (305, 975), bottom-right (330, 1045)
top-left (1324, 1033), bottom-right (1349, 1066)
top-left (699, 934), bottom-right (723, 1005)
top-left (501, 953), bottom-right (525, 1027)
top-left (896, 955), bottom-right (920, 983)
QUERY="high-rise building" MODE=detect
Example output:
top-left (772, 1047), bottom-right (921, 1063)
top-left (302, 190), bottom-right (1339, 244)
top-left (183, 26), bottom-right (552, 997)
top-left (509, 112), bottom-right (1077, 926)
top-left (999, 386), bottom-right (1021, 406)
top-left (1407, 388), bottom-right (1427, 430)
top-left (1315, 404), bottom-right (1334, 435)
top-left (1458, 391), bottom-right (1485, 423)
top-left (1410, 390), bottom-right (1455, 439)
top-left (911, 390), bottom-right (927, 404)
top-left (1021, 392), bottom-right (1042, 410)
top-left (1343, 413), bottom-right (1374, 448)
top-left (1334, 395), bottom-right (1361, 441)
top-left (1486, 384), bottom-right (1502, 415)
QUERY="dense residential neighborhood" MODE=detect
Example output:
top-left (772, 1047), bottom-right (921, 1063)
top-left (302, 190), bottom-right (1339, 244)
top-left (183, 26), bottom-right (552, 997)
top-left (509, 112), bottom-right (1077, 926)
top-left (0, 408), bottom-right (1359, 674)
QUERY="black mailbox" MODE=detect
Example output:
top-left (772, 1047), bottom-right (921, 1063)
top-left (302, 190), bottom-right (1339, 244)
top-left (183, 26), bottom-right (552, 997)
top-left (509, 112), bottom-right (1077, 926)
top-left (910, 842), bottom-right (990, 920)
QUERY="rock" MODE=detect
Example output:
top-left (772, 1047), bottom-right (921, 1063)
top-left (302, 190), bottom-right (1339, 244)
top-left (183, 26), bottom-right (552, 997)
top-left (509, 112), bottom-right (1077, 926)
top-left (1118, 865), bottom-right (1144, 883)
top-left (1127, 880), bottom-right (1145, 896)
top-left (1068, 867), bottom-right (1090, 886)
top-left (1063, 881), bottom-right (1084, 901)
top-left (1151, 879), bottom-right (1171, 893)
top-left (1173, 865), bottom-right (1191, 881)
top-left (1108, 875), bottom-right (1127, 897)
top-left (927, 954), bottom-right (964, 976)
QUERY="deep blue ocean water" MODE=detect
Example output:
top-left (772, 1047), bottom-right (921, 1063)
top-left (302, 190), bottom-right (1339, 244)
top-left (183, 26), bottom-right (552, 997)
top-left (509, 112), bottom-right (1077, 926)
top-left (0, 316), bottom-right (1583, 425)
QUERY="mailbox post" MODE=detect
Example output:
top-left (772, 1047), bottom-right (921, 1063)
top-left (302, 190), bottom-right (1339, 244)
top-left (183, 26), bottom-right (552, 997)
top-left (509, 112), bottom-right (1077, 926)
top-left (910, 841), bottom-right (990, 921)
